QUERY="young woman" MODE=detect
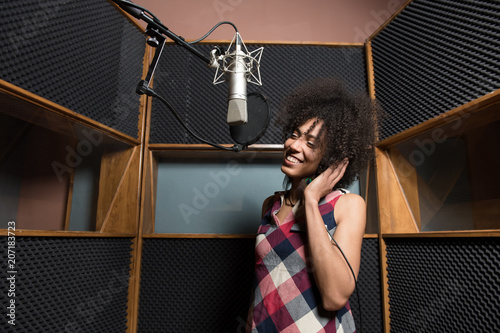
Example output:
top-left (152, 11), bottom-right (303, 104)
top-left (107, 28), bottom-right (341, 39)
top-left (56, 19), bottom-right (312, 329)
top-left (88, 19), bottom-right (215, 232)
top-left (247, 77), bottom-right (380, 332)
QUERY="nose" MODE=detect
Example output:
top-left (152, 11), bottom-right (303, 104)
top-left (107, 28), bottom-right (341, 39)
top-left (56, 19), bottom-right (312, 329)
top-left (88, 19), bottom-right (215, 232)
top-left (288, 136), bottom-right (304, 151)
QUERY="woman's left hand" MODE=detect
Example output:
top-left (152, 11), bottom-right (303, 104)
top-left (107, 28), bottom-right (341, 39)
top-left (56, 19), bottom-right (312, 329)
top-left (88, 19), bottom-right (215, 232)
top-left (303, 158), bottom-right (349, 204)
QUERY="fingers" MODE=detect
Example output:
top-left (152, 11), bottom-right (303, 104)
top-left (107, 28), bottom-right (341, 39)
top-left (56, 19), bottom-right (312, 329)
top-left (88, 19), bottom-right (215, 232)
top-left (325, 158), bottom-right (349, 187)
top-left (304, 159), bottom-right (349, 202)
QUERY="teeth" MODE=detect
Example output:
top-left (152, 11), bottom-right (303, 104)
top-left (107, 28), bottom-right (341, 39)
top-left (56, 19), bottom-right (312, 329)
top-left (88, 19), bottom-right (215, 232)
top-left (286, 156), bottom-right (300, 164)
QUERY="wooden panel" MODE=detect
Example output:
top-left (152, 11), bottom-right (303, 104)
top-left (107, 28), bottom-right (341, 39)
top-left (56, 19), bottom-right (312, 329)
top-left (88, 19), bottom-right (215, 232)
top-left (126, 236), bottom-right (140, 333)
top-left (100, 146), bottom-right (141, 234)
top-left (142, 233), bottom-right (257, 239)
top-left (375, 148), bottom-right (419, 234)
top-left (140, 150), bottom-right (156, 234)
top-left (96, 146), bottom-right (134, 230)
top-left (377, 89), bottom-right (500, 148)
top-left (364, 41), bottom-right (381, 235)
top-left (187, 40), bottom-right (364, 47)
top-left (379, 236), bottom-right (390, 333)
top-left (63, 171), bottom-right (75, 230)
top-left (388, 149), bottom-right (421, 229)
top-left (382, 99), bottom-right (500, 232)
top-left (383, 230), bottom-right (500, 238)
top-left (365, 41), bottom-right (376, 100)
top-left (139, 91), bottom-right (155, 234)
top-left (149, 143), bottom-right (284, 152)
top-left (0, 229), bottom-right (135, 237)
top-left (136, 43), bottom-right (152, 143)
top-left (0, 79), bottom-right (140, 146)
top-left (150, 153), bottom-right (158, 233)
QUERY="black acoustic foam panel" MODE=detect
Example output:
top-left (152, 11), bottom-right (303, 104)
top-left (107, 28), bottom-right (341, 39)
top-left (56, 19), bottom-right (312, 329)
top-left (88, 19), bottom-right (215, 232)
top-left (349, 237), bottom-right (383, 333)
top-left (385, 237), bottom-right (500, 332)
top-left (138, 237), bottom-right (381, 333)
top-left (371, 0), bottom-right (500, 140)
top-left (0, 237), bottom-right (133, 332)
top-left (149, 44), bottom-right (367, 144)
top-left (138, 238), bottom-right (256, 333)
top-left (0, 0), bottom-right (146, 139)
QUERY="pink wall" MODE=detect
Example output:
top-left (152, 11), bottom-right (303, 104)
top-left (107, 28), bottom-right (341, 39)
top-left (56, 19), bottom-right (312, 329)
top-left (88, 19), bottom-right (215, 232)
top-left (133, 0), bottom-right (407, 43)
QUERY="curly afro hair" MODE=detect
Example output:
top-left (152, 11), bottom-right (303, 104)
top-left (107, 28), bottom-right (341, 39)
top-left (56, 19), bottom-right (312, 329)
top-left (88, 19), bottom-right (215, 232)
top-left (279, 77), bottom-right (381, 189)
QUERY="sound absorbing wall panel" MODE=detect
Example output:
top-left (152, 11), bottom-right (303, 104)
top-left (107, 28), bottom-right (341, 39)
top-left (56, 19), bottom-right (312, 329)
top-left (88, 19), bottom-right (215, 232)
top-left (138, 238), bottom-right (255, 333)
top-left (137, 237), bottom-right (382, 332)
top-left (385, 237), bottom-right (500, 332)
top-left (0, 237), bottom-right (133, 332)
top-left (371, 0), bottom-right (500, 141)
top-left (148, 44), bottom-right (367, 145)
top-left (350, 237), bottom-right (383, 333)
top-left (0, 0), bottom-right (146, 139)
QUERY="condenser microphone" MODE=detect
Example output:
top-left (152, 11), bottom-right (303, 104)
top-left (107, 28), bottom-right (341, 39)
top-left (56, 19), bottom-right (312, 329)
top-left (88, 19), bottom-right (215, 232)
top-left (211, 33), bottom-right (263, 127)
top-left (112, 0), bottom-right (269, 150)
top-left (226, 34), bottom-right (248, 125)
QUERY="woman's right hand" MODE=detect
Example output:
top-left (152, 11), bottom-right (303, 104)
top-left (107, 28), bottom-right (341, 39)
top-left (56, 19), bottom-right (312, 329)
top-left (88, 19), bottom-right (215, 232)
top-left (303, 158), bottom-right (349, 204)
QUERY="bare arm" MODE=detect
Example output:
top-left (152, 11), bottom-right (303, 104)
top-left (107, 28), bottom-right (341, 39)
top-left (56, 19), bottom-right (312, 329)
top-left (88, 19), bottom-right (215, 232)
top-left (303, 160), bottom-right (366, 311)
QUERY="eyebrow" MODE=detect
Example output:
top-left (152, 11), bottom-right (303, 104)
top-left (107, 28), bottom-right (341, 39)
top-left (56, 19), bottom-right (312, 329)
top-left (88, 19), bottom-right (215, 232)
top-left (305, 133), bottom-right (318, 140)
top-left (293, 128), bottom-right (318, 140)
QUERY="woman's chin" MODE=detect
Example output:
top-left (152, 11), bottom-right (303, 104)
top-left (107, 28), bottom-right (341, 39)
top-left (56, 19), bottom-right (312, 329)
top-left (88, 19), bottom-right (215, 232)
top-left (281, 165), bottom-right (304, 180)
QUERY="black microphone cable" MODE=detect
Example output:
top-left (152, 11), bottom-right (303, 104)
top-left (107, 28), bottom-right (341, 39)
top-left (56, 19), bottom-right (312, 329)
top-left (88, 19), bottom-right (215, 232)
top-left (188, 21), bottom-right (238, 44)
top-left (115, 0), bottom-right (238, 45)
top-left (116, 1), bottom-right (246, 152)
top-left (329, 231), bottom-right (363, 333)
top-left (140, 85), bottom-right (244, 152)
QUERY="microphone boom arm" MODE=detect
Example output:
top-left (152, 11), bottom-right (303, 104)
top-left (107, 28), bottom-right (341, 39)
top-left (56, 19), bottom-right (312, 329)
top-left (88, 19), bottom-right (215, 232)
top-left (115, 0), bottom-right (211, 64)
top-left (113, 0), bottom-right (256, 152)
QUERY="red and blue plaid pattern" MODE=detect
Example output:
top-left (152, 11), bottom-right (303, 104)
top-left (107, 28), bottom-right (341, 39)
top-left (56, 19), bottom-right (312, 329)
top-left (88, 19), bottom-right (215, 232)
top-left (248, 190), bottom-right (356, 333)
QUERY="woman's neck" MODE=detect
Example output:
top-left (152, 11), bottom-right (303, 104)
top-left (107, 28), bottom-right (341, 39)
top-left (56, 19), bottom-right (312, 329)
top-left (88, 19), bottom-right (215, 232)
top-left (287, 180), bottom-right (303, 206)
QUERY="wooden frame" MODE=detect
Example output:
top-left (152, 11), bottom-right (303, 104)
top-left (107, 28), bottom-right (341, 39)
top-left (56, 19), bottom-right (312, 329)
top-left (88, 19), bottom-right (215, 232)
top-left (0, 80), bottom-right (141, 146)
top-left (0, 80), bottom-right (144, 231)
top-left (367, 2), bottom-right (500, 331)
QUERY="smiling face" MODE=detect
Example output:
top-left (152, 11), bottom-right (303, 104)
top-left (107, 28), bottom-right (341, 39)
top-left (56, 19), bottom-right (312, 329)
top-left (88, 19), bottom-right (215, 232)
top-left (281, 118), bottom-right (326, 183)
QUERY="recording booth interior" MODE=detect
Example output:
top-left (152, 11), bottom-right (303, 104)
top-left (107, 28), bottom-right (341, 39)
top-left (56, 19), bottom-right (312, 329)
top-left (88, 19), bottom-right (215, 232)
top-left (0, 0), bottom-right (499, 332)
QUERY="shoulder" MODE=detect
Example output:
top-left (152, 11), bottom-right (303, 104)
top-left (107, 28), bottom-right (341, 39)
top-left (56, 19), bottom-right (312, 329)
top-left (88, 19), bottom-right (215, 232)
top-left (323, 189), bottom-right (360, 207)
top-left (334, 193), bottom-right (366, 228)
top-left (336, 192), bottom-right (366, 208)
top-left (261, 192), bottom-right (281, 217)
